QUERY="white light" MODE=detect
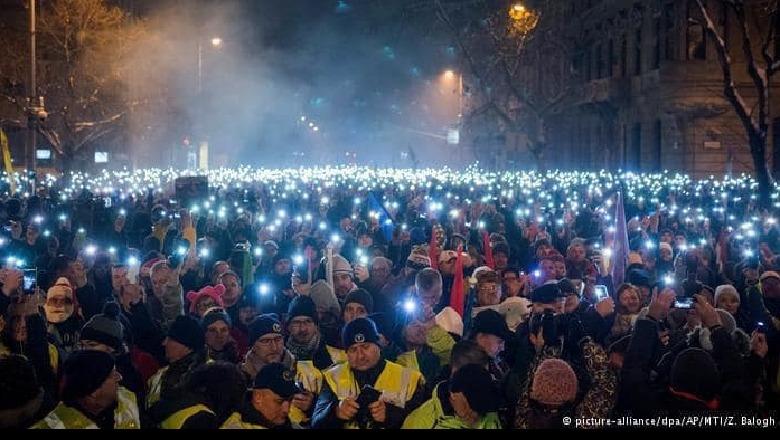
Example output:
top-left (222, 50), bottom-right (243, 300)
top-left (108, 247), bottom-right (116, 254)
top-left (127, 256), bottom-right (138, 266)
top-left (259, 284), bottom-right (270, 295)
top-left (85, 245), bottom-right (97, 256)
top-left (403, 298), bottom-right (417, 314)
top-left (254, 247), bottom-right (262, 257)
top-left (293, 255), bottom-right (304, 266)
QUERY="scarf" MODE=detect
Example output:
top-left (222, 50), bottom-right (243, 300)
top-left (286, 332), bottom-right (321, 362)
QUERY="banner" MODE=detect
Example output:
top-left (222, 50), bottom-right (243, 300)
top-left (0, 129), bottom-right (16, 194)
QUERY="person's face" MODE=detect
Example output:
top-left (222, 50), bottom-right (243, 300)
top-left (274, 259), bottom-right (292, 276)
top-left (288, 316), bottom-right (316, 344)
top-left (112, 267), bottom-right (129, 290)
top-left (717, 292), bottom-right (740, 314)
top-left (477, 282), bottom-right (501, 306)
top-left (439, 257), bottom-right (456, 276)
top-left (660, 232), bottom-right (673, 243)
top-left (358, 234), bottom-right (373, 248)
top-left (346, 342), bottom-right (381, 372)
top-left (502, 272), bottom-right (521, 297)
top-left (476, 333), bottom-right (505, 358)
top-left (564, 294), bottom-right (580, 314)
top-left (163, 337), bottom-right (191, 364)
top-left (219, 274), bottom-right (241, 306)
top-left (195, 296), bottom-right (219, 317)
top-left (26, 226), bottom-right (38, 243)
top-left (762, 277), bottom-right (780, 299)
top-left (531, 299), bottom-right (564, 315)
top-left (263, 245), bottom-right (278, 259)
top-left (343, 303), bottom-right (367, 324)
top-left (93, 262), bottom-right (111, 280)
top-left (553, 261), bottom-right (566, 279)
top-left (151, 268), bottom-right (171, 297)
top-left (494, 252), bottom-right (508, 270)
top-left (642, 255), bottom-right (656, 271)
top-left (540, 259), bottom-right (556, 281)
top-left (334, 273), bottom-right (353, 297)
top-left (371, 264), bottom-right (391, 283)
top-left (252, 389), bottom-right (291, 426)
top-left (44, 292), bottom-right (74, 323)
top-left (67, 260), bottom-right (88, 286)
top-left (91, 368), bottom-right (122, 410)
top-left (239, 306), bottom-right (258, 326)
top-left (212, 263), bottom-right (229, 281)
top-left (619, 289), bottom-right (641, 314)
top-left (569, 245), bottom-right (585, 262)
top-left (205, 320), bottom-right (230, 351)
top-left (403, 322), bottom-right (427, 346)
top-left (253, 334), bottom-right (285, 364)
top-left (660, 247), bottom-right (672, 261)
top-left (675, 236), bottom-right (687, 249)
top-left (417, 286), bottom-right (442, 310)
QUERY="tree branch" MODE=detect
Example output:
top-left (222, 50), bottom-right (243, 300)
top-left (732, 1), bottom-right (769, 135)
top-left (695, 0), bottom-right (757, 138)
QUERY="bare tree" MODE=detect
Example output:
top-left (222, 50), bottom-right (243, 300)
top-left (0, 0), bottom-right (149, 171)
top-left (431, 0), bottom-right (573, 170)
top-left (695, 0), bottom-right (779, 208)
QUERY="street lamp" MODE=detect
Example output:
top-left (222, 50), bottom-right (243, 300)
top-left (197, 36), bottom-right (223, 94)
top-left (25, 0), bottom-right (45, 187)
top-left (508, 2), bottom-right (539, 33)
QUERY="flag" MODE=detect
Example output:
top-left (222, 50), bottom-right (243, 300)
top-left (612, 191), bottom-right (630, 286)
top-left (367, 192), bottom-right (393, 242)
top-left (451, 244), bottom-right (464, 317)
top-left (483, 230), bottom-right (495, 269)
top-left (0, 129), bottom-right (15, 194)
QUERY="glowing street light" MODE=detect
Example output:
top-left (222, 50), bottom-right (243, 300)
top-left (211, 37), bottom-right (223, 48)
top-left (508, 2), bottom-right (539, 33)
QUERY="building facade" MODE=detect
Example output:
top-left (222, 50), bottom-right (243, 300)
top-left (512, 0), bottom-right (780, 177)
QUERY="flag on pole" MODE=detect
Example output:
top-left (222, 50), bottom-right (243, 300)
top-left (612, 191), bottom-right (630, 287)
top-left (450, 244), bottom-right (464, 317)
top-left (367, 192), bottom-right (393, 242)
top-left (0, 129), bottom-right (15, 195)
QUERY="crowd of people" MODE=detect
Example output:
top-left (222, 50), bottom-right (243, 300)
top-left (0, 166), bottom-right (777, 429)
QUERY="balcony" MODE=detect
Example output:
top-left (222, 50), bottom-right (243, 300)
top-left (572, 77), bottom-right (630, 106)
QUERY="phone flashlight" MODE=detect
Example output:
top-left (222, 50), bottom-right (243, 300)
top-left (259, 284), bottom-right (270, 296)
top-left (403, 298), bottom-right (417, 314)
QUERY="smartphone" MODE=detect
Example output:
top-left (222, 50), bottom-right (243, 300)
top-left (103, 197), bottom-right (112, 209)
top-left (23, 268), bottom-right (37, 294)
top-left (593, 285), bottom-right (609, 301)
top-left (356, 385), bottom-right (381, 407)
top-left (756, 322), bottom-right (768, 334)
top-left (674, 296), bottom-right (695, 309)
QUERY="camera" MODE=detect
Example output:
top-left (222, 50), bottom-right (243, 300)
top-left (674, 296), bottom-right (695, 309)
top-left (593, 285), bottom-right (609, 301)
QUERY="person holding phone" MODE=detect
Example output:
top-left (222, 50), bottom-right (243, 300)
top-left (312, 317), bottom-right (425, 429)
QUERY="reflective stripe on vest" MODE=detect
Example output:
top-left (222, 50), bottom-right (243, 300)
top-left (326, 345), bottom-right (347, 365)
top-left (324, 361), bottom-right (421, 410)
top-left (145, 365), bottom-right (168, 409)
top-left (219, 412), bottom-right (267, 429)
top-left (159, 404), bottom-right (215, 429)
top-left (115, 387), bottom-right (141, 429)
top-left (31, 403), bottom-right (99, 429)
top-left (394, 351), bottom-right (419, 371)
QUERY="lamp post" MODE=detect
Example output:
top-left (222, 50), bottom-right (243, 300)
top-left (443, 69), bottom-right (464, 166)
top-left (192, 36), bottom-right (222, 171)
top-left (25, 0), bottom-right (45, 188)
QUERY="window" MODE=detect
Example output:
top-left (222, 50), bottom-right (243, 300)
top-left (653, 120), bottom-right (662, 170)
top-left (687, 0), bottom-right (706, 60)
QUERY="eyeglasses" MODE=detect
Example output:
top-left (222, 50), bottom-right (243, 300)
top-left (197, 301), bottom-right (218, 311)
top-left (46, 296), bottom-right (74, 306)
top-left (479, 285), bottom-right (498, 292)
top-left (289, 318), bottom-right (315, 328)
top-left (256, 335), bottom-right (284, 347)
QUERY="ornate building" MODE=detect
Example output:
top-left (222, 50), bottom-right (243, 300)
top-left (512, 0), bottom-right (780, 176)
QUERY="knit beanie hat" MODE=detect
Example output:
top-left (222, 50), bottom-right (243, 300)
top-left (309, 281), bottom-right (340, 318)
top-left (80, 302), bottom-right (125, 353)
top-left (341, 317), bottom-right (380, 348)
top-left (61, 350), bottom-right (116, 403)
top-left (470, 309), bottom-right (510, 340)
top-left (0, 354), bottom-right (41, 412)
top-left (344, 289), bottom-right (374, 314)
top-left (331, 255), bottom-right (353, 276)
top-left (200, 307), bottom-right (232, 330)
top-left (530, 283), bottom-right (564, 304)
top-left (450, 363), bottom-right (500, 414)
top-left (530, 359), bottom-right (578, 406)
top-left (670, 348), bottom-right (721, 402)
top-left (715, 309), bottom-right (737, 334)
top-left (288, 295), bottom-right (318, 324)
top-left (248, 314), bottom-right (283, 346)
top-left (167, 315), bottom-right (205, 351)
top-left (186, 284), bottom-right (226, 314)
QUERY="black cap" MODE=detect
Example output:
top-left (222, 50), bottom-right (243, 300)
top-left (61, 350), bottom-right (116, 402)
top-left (167, 315), bottom-right (205, 351)
top-left (252, 362), bottom-right (302, 399)
top-left (450, 363), bottom-right (500, 414)
top-left (530, 283), bottom-right (564, 304)
top-left (470, 309), bottom-right (509, 341)
top-left (341, 317), bottom-right (380, 348)
top-left (557, 278), bottom-right (578, 297)
top-left (248, 314), bottom-right (283, 346)
top-left (287, 295), bottom-right (318, 324)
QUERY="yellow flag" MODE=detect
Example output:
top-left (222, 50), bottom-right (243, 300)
top-left (0, 129), bottom-right (16, 194)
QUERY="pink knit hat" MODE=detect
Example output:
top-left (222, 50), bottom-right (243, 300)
top-left (186, 284), bottom-right (226, 314)
top-left (530, 359), bottom-right (578, 406)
